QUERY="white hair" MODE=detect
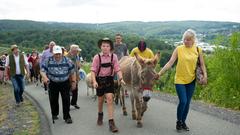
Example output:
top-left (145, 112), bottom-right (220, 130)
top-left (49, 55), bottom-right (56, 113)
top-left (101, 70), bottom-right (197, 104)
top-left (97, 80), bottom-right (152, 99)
top-left (49, 41), bottom-right (56, 46)
top-left (70, 44), bottom-right (81, 51)
top-left (182, 29), bottom-right (198, 43)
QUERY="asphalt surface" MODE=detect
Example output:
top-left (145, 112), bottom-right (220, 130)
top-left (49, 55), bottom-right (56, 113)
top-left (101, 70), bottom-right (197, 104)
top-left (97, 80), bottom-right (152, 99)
top-left (25, 81), bottom-right (240, 135)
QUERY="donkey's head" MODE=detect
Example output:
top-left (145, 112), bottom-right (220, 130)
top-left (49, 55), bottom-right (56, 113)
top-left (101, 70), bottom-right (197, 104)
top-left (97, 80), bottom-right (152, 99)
top-left (134, 52), bottom-right (160, 92)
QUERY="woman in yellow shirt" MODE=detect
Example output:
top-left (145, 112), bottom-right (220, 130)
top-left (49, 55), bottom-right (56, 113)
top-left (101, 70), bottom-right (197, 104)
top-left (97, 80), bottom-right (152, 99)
top-left (158, 29), bottom-right (207, 131)
top-left (129, 40), bottom-right (154, 59)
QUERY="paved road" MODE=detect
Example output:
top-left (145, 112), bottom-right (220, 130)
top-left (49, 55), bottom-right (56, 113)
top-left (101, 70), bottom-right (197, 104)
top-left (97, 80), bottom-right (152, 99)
top-left (25, 81), bottom-right (240, 135)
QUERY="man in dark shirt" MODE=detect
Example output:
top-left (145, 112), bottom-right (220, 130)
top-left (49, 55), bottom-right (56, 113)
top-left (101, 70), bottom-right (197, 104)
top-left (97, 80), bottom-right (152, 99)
top-left (113, 33), bottom-right (128, 60)
top-left (113, 33), bottom-right (129, 97)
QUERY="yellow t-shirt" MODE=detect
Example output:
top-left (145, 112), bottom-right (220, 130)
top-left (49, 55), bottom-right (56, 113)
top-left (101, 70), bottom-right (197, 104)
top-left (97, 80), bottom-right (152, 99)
top-left (129, 47), bottom-right (154, 59)
top-left (175, 44), bottom-right (202, 84)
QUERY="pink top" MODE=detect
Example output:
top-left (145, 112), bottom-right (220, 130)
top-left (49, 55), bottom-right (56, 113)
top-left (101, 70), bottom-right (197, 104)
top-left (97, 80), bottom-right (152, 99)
top-left (91, 53), bottom-right (120, 77)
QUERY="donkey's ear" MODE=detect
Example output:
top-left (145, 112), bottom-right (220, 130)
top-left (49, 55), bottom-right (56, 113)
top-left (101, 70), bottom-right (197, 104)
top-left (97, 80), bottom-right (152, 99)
top-left (134, 52), bottom-right (145, 65)
top-left (153, 51), bottom-right (161, 66)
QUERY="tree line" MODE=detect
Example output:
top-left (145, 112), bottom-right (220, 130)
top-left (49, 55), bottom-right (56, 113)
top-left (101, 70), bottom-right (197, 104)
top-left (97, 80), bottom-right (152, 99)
top-left (0, 29), bottom-right (174, 66)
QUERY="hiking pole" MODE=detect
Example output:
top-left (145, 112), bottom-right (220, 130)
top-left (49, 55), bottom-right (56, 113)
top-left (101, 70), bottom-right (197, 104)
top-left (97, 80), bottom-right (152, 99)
top-left (46, 80), bottom-right (55, 124)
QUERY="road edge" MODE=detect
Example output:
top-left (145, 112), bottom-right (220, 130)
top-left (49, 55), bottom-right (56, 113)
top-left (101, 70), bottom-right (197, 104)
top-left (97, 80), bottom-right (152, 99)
top-left (24, 91), bottom-right (52, 135)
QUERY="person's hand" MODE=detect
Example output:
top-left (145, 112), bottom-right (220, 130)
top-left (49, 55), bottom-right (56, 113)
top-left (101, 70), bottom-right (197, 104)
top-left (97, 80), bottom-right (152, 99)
top-left (201, 76), bottom-right (207, 85)
top-left (26, 72), bottom-right (30, 80)
top-left (93, 81), bottom-right (98, 89)
top-left (43, 77), bottom-right (49, 84)
top-left (120, 79), bottom-right (126, 85)
top-left (71, 82), bottom-right (77, 91)
top-left (154, 73), bottom-right (160, 80)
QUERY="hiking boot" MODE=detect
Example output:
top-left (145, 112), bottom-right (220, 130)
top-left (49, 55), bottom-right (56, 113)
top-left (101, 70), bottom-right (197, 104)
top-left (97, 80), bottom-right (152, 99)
top-left (109, 119), bottom-right (118, 133)
top-left (176, 121), bottom-right (182, 130)
top-left (182, 122), bottom-right (189, 131)
top-left (52, 115), bottom-right (59, 120)
top-left (65, 118), bottom-right (73, 124)
top-left (97, 112), bottom-right (103, 126)
top-left (20, 97), bottom-right (24, 102)
top-left (72, 104), bottom-right (80, 109)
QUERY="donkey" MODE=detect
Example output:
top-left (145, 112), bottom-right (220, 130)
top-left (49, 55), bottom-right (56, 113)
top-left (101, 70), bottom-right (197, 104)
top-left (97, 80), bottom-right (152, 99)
top-left (119, 52), bottom-right (160, 128)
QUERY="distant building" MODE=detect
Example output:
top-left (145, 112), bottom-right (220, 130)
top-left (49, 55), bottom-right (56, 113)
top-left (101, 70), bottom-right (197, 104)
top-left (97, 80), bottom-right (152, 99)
top-left (173, 41), bottom-right (226, 53)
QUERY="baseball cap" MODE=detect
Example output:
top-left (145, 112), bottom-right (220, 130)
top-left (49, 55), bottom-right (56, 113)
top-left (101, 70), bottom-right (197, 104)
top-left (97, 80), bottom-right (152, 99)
top-left (53, 45), bottom-right (62, 54)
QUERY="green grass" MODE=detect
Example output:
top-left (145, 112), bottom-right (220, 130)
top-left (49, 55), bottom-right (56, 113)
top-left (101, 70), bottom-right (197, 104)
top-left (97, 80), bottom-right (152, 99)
top-left (0, 84), bottom-right (40, 135)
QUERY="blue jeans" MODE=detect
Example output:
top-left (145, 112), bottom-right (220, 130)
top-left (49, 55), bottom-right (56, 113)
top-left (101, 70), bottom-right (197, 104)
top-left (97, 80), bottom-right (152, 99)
top-left (11, 75), bottom-right (25, 103)
top-left (175, 80), bottom-right (196, 123)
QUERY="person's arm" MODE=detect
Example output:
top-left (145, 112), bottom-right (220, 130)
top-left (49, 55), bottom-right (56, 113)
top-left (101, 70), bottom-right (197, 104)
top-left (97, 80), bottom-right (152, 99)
top-left (117, 71), bottom-right (125, 85)
top-left (69, 63), bottom-right (76, 83)
top-left (158, 48), bottom-right (178, 77)
top-left (113, 54), bottom-right (125, 84)
top-left (129, 48), bottom-right (136, 57)
top-left (24, 55), bottom-right (30, 75)
top-left (124, 45), bottom-right (129, 56)
top-left (40, 71), bottom-right (49, 83)
top-left (199, 52), bottom-right (207, 84)
top-left (91, 55), bottom-right (99, 88)
top-left (70, 71), bottom-right (77, 90)
top-left (40, 58), bottom-right (49, 84)
top-left (126, 50), bottom-right (129, 56)
top-left (91, 71), bottom-right (98, 88)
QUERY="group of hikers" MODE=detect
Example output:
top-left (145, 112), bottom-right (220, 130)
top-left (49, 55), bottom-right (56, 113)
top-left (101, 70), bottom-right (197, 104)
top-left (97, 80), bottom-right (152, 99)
top-left (1, 28), bottom-right (207, 133)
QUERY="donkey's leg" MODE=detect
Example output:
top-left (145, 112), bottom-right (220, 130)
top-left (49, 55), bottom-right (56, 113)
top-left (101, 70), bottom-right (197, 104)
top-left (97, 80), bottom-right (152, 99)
top-left (121, 86), bottom-right (127, 116)
top-left (87, 86), bottom-right (89, 96)
top-left (141, 101), bottom-right (148, 116)
top-left (135, 95), bottom-right (143, 128)
top-left (130, 91), bottom-right (136, 120)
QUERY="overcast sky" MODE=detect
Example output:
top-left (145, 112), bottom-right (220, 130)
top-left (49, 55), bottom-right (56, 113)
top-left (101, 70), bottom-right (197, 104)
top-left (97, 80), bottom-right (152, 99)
top-left (0, 0), bottom-right (239, 23)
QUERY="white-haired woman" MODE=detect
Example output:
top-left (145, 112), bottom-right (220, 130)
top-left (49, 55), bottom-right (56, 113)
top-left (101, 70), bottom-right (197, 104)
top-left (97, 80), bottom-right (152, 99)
top-left (158, 29), bottom-right (207, 131)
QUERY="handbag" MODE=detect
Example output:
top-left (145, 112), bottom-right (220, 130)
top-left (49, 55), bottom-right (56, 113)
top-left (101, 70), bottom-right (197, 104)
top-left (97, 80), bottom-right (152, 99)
top-left (196, 47), bottom-right (204, 85)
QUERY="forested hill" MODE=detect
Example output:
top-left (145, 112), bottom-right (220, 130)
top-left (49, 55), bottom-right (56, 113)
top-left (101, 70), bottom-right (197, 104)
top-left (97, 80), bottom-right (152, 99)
top-left (1, 20), bottom-right (240, 40)
top-left (0, 20), bottom-right (94, 32)
top-left (0, 20), bottom-right (239, 63)
top-left (98, 21), bottom-right (240, 39)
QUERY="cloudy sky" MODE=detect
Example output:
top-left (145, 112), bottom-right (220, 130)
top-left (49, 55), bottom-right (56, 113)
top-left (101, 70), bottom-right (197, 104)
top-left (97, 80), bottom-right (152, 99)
top-left (0, 0), bottom-right (239, 23)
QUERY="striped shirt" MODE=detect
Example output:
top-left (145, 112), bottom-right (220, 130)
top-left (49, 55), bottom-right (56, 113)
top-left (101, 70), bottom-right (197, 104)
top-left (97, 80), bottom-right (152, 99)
top-left (41, 56), bottom-right (75, 82)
